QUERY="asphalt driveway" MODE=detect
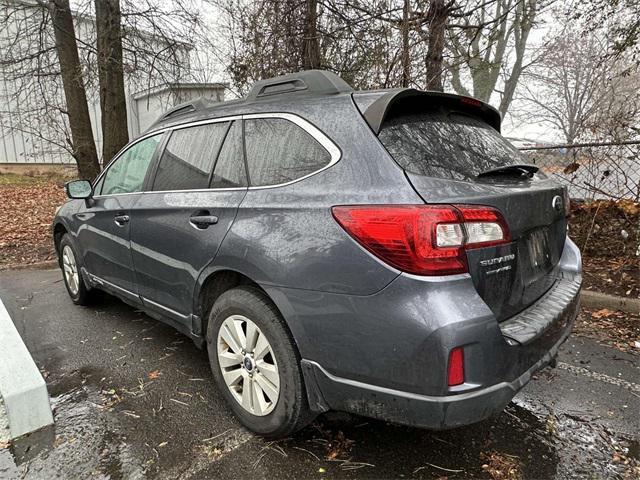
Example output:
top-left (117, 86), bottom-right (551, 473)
top-left (0, 268), bottom-right (638, 479)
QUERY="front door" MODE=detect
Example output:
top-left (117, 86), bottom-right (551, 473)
top-left (78, 133), bottom-right (163, 297)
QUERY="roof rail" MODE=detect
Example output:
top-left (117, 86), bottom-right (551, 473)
top-left (247, 70), bottom-right (353, 99)
top-left (156, 97), bottom-right (211, 122)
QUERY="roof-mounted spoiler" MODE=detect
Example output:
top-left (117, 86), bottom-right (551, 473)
top-left (360, 88), bottom-right (502, 133)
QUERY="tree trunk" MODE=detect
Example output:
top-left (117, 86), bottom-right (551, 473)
top-left (425, 0), bottom-right (447, 91)
top-left (96, 0), bottom-right (129, 163)
top-left (301, 0), bottom-right (321, 70)
top-left (48, 0), bottom-right (100, 179)
top-left (401, 0), bottom-right (410, 87)
top-left (498, 0), bottom-right (537, 116)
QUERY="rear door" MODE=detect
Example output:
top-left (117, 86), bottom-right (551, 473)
top-left (129, 119), bottom-right (247, 324)
top-left (79, 133), bottom-right (163, 298)
top-left (377, 105), bottom-right (568, 320)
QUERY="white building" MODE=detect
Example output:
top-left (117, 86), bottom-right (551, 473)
top-left (0, 0), bottom-right (226, 167)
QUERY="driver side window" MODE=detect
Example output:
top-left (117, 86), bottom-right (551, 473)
top-left (101, 134), bottom-right (162, 195)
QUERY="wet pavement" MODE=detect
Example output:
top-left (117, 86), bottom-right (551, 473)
top-left (0, 268), bottom-right (638, 479)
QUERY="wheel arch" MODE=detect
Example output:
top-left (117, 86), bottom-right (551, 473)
top-left (194, 268), bottom-right (302, 355)
top-left (53, 221), bottom-right (69, 264)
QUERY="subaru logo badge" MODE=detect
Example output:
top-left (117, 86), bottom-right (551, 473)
top-left (552, 195), bottom-right (563, 212)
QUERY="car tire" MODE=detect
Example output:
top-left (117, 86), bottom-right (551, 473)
top-left (206, 286), bottom-right (314, 437)
top-left (59, 234), bottom-right (94, 305)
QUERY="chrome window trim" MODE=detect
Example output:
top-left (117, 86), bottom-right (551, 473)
top-left (93, 130), bottom-right (166, 198)
top-left (242, 112), bottom-right (341, 190)
top-left (91, 112), bottom-right (340, 199)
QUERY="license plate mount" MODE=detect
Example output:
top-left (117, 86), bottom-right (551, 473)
top-left (527, 227), bottom-right (552, 273)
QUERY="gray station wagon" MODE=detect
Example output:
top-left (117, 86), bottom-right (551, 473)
top-left (53, 70), bottom-right (582, 437)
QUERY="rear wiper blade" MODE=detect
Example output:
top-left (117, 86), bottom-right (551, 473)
top-left (477, 164), bottom-right (539, 179)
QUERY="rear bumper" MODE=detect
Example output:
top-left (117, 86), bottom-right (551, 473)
top-left (264, 237), bottom-right (582, 429)
top-left (301, 286), bottom-right (579, 429)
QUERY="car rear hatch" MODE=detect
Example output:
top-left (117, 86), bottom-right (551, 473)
top-left (356, 90), bottom-right (569, 321)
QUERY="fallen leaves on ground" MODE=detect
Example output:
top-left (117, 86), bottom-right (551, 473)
top-left (591, 308), bottom-right (616, 319)
top-left (480, 451), bottom-right (523, 480)
top-left (569, 199), bottom-right (638, 259)
top-left (325, 430), bottom-right (354, 460)
top-left (309, 423), bottom-right (355, 461)
top-left (569, 199), bottom-right (639, 298)
top-left (574, 308), bottom-right (640, 354)
top-left (101, 387), bottom-right (123, 409)
top-left (0, 179), bottom-right (66, 267)
top-left (582, 256), bottom-right (640, 298)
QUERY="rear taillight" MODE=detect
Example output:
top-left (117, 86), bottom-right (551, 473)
top-left (331, 204), bottom-right (511, 276)
top-left (448, 347), bottom-right (465, 386)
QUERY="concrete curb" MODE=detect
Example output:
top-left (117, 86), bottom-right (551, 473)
top-left (0, 298), bottom-right (54, 441)
top-left (581, 290), bottom-right (640, 314)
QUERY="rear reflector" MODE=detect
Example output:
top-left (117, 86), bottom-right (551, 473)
top-left (332, 204), bottom-right (511, 275)
top-left (448, 347), bottom-right (465, 386)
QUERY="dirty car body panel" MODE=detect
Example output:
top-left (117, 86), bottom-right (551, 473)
top-left (53, 70), bottom-right (582, 432)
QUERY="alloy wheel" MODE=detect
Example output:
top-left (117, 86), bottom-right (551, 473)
top-left (62, 245), bottom-right (80, 295)
top-left (216, 314), bottom-right (280, 416)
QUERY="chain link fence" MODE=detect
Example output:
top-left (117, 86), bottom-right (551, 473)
top-left (520, 142), bottom-right (639, 296)
top-left (521, 141), bottom-right (640, 202)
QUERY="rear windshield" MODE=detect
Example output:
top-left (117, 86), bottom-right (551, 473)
top-left (378, 109), bottom-right (524, 181)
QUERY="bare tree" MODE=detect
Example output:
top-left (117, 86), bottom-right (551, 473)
top-left (96, 0), bottom-right (128, 163)
top-left (423, 0), bottom-right (449, 91)
top-left (301, 0), bottom-right (321, 69)
top-left (448, 0), bottom-right (542, 115)
top-left (213, 0), bottom-right (451, 91)
top-left (48, 0), bottom-right (100, 179)
top-left (0, 0), bottom-right (204, 172)
top-left (518, 30), bottom-right (617, 144)
top-left (574, 0), bottom-right (640, 63)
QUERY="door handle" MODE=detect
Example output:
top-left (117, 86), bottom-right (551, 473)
top-left (114, 214), bottom-right (130, 226)
top-left (189, 213), bottom-right (218, 229)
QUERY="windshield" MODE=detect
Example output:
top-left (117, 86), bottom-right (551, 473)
top-left (378, 109), bottom-right (525, 181)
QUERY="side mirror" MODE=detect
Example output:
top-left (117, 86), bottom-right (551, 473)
top-left (65, 180), bottom-right (93, 200)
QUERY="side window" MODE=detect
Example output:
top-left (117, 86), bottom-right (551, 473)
top-left (153, 122), bottom-right (229, 191)
top-left (244, 118), bottom-right (331, 186)
top-left (210, 121), bottom-right (247, 188)
top-left (101, 134), bottom-right (161, 195)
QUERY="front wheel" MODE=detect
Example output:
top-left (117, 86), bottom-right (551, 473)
top-left (206, 286), bottom-right (314, 437)
top-left (58, 234), bottom-right (94, 305)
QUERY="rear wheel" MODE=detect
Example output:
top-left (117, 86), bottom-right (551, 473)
top-left (206, 286), bottom-right (313, 437)
top-left (59, 234), bottom-right (93, 305)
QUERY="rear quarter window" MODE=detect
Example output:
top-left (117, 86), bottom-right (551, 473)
top-left (244, 118), bottom-right (331, 187)
top-left (378, 110), bottom-right (524, 181)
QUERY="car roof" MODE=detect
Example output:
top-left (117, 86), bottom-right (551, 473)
top-left (145, 70), bottom-right (502, 134)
